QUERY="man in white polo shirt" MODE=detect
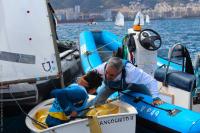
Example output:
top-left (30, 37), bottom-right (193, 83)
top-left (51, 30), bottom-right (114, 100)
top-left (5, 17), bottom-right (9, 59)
top-left (78, 57), bottom-right (163, 106)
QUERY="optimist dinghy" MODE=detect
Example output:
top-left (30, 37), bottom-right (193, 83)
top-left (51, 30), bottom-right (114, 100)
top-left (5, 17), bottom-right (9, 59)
top-left (25, 96), bottom-right (137, 133)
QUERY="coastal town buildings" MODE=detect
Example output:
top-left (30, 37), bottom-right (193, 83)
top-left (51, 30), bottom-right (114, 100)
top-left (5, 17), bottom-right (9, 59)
top-left (54, 2), bottom-right (200, 23)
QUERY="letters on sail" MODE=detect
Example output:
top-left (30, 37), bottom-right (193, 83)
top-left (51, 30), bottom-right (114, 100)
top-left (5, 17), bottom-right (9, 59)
top-left (0, 0), bottom-right (61, 85)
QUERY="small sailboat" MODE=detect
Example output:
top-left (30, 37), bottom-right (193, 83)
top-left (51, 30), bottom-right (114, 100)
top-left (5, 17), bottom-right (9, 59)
top-left (26, 96), bottom-right (138, 133)
top-left (0, 0), bottom-right (81, 106)
top-left (145, 15), bottom-right (150, 24)
top-left (115, 12), bottom-right (124, 27)
top-left (105, 17), bottom-right (112, 22)
top-left (104, 10), bottom-right (112, 22)
top-left (134, 11), bottom-right (144, 26)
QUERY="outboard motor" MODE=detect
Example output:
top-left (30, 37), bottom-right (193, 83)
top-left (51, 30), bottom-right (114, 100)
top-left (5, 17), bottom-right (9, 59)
top-left (127, 27), bottom-right (162, 76)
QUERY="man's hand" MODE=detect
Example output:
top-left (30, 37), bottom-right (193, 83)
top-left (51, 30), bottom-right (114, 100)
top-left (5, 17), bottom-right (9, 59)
top-left (152, 97), bottom-right (164, 105)
top-left (70, 111), bottom-right (78, 117)
top-left (77, 75), bottom-right (89, 87)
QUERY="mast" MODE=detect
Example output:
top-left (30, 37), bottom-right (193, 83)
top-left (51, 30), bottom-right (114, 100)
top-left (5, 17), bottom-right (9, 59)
top-left (46, 1), bottom-right (64, 88)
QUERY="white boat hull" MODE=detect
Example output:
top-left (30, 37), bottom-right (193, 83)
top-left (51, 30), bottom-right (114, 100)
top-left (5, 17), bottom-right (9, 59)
top-left (40, 114), bottom-right (136, 133)
top-left (26, 97), bottom-right (137, 133)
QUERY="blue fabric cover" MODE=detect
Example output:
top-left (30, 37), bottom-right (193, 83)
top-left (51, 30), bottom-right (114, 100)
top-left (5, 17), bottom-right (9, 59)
top-left (46, 84), bottom-right (88, 127)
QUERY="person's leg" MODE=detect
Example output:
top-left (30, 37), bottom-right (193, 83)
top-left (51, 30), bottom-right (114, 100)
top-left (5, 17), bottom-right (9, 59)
top-left (126, 83), bottom-right (152, 96)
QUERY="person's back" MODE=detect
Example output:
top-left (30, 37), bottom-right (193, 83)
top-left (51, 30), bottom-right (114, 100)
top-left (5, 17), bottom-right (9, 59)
top-left (46, 84), bottom-right (88, 127)
top-left (45, 71), bottom-right (102, 127)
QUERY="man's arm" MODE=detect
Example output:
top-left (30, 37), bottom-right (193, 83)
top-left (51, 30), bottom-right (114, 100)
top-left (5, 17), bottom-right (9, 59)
top-left (86, 83), bottom-right (116, 107)
top-left (125, 63), bottom-right (163, 105)
top-left (125, 63), bottom-right (159, 97)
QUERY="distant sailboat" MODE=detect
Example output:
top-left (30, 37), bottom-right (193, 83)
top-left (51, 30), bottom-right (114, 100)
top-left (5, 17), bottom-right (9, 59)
top-left (134, 11), bottom-right (144, 26)
top-left (145, 15), bottom-right (150, 24)
top-left (105, 17), bottom-right (112, 22)
top-left (115, 12), bottom-right (124, 27)
top-left (104, 9), bottom-right (112, 22)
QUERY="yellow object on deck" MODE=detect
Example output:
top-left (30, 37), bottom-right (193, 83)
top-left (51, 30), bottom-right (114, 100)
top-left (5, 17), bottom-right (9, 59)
top-left (34, 108), bottom-right (49, 129)
top-left (86, 104), bottom-right (119, 116)
top-left (48, 112), bottom-right (68, 121)
top-left (34, 102), bottom-right (119, 131)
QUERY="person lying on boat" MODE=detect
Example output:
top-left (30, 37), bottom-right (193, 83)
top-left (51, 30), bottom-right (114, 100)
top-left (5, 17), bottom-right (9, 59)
top-left (78, 57), bottom-right (163, 106)
top-left (45, 70), bottom-right (103, 127)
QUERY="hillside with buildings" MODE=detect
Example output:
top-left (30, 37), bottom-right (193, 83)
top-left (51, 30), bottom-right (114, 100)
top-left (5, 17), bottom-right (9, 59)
top-left (50, 0), bottom-right (200, 23)
top-left (51, 0), bottom-right (200, 10)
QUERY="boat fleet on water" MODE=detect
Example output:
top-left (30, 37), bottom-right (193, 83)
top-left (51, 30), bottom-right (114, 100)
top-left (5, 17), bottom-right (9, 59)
top-left (1, 0), bottom-right (200, 133)
top-left (114, 11), bottom-right (150, 27)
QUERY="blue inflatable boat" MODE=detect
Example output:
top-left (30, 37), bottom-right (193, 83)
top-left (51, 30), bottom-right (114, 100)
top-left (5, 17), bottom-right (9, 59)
top-left (79, 30), bottom-right (182, 73)
top-left (79, 30), bottom-right (122, 73)
top-left (120, 91), bottom-right (200, 133)
top-left (79, 30), bottom-right (200, 132)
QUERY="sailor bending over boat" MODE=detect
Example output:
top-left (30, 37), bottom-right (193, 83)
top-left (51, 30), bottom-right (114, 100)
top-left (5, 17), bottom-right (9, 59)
top-left (78, 57), bottom-right (163, 106)
top-left (45, 71), bottom-right (103, 127)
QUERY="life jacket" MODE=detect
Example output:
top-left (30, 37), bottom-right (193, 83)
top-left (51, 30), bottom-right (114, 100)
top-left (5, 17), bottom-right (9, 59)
top-left (104, 60), bottom-right (149, 93)
top-left (104, 60), bottom-right (129, 91)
